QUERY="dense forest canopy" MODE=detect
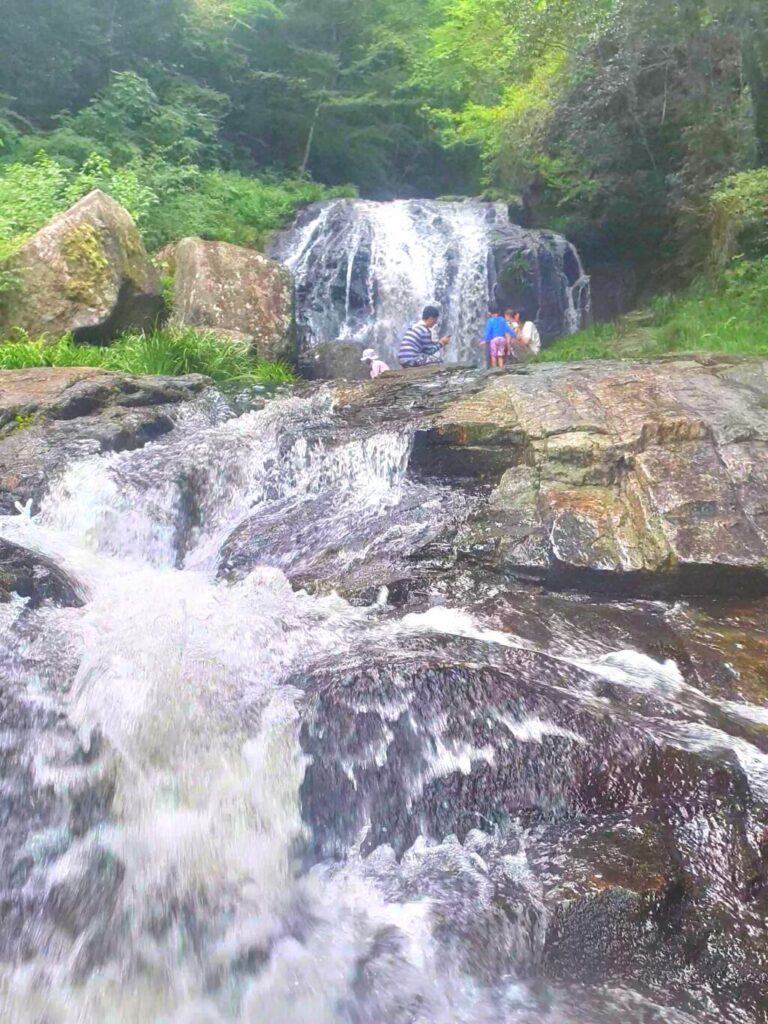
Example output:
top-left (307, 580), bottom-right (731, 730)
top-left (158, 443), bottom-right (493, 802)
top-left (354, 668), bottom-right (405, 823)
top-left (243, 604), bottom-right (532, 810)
top-left (0, 0), bottom-right (766, 292)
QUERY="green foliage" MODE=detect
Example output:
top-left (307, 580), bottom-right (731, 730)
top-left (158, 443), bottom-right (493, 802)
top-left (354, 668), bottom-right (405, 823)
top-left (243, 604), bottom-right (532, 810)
top-left (0, 1), bottom-right (475, 198)
top-left (0, 154), bottom-right (69, 248)
top-left (711, 170), bottom-right (768, 267)
top-left (539, 258), bottom-right (768, 362)
top-left (0, 148), bottom-right (349, 257)
top-left (0, 328), bottom-right (297, 386)
top-left (0, 0), bottom-right (764, 300)
top-left (139, 168), bottom-right (354, 250)
top-left (0, 152), bottom-right (159, 253)
top-left (418, 0), bottom-right (767, 287)
top-left (13, 413), bottom-right (37, 431)
top-left (11, 73), bottom-right (231, 169)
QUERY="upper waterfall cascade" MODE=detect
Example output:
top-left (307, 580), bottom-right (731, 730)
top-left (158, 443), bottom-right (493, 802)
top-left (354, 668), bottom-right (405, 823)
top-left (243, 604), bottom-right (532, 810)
top-left (270, 198), bottom-right (591, 366)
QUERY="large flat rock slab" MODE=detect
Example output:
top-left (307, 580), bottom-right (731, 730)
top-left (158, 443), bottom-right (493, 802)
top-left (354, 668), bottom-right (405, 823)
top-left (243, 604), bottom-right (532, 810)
top-left (0, 367), bottom-right (209, 513)
top-left (332, 358), bottom-right (768, 595)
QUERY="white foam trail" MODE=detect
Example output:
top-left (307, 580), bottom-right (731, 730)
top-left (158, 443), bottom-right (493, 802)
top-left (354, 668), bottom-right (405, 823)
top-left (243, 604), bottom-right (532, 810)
top-left (399, 605), bottom-right (532, 651)
top-left (37, 392), bottom-right (410, 570)
top-left (495, 715), bottom-right (585, 745)
top-left (582, 649), bottom-right (685, 694)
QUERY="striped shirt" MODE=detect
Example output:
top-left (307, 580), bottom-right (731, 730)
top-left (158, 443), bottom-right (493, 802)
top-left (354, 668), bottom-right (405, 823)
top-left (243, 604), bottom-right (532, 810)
top-left (398, 321), bottom-right (439, 364)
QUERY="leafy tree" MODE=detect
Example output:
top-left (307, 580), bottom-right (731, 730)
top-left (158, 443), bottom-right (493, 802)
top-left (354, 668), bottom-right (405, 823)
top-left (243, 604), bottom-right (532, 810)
top-left (419, 0), bottom-right (766, 285)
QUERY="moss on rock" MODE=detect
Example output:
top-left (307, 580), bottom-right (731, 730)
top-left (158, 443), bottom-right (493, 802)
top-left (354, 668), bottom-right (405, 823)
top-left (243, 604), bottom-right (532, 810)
top-left (0, 190), bottom-right (162, 342)
top-left (61, 223), bottom-right (110, 304)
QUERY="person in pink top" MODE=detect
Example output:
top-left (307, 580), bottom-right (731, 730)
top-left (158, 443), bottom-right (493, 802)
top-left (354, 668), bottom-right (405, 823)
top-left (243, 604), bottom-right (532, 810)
top-left (361, 348), bottom-right (390, 379)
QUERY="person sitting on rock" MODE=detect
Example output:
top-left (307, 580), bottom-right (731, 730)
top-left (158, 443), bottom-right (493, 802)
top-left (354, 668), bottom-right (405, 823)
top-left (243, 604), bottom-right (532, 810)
top-left (518, 310), bottom-right (542, 358)
top-left (361, 347), bottom-right (390, 379)
top-left (507, 310), bottom-right (541, 361)
top-left (483, 306), bottom-right (516, 369)
top-left (398, 305), bottom-right (450, 368)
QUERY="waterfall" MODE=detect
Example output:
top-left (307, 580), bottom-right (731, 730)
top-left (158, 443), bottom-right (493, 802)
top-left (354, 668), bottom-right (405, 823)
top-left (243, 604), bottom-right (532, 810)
top-left (269, 199), bottom-right (591, 368)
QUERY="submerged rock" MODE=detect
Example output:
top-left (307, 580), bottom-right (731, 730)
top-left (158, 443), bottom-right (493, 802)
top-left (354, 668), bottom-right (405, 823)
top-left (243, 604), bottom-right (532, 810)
top-left (171, 237), bottom-right (295, 362)
top-left (0, 366), bottom-right (210, 512)
top-left (0, 539), bottom-right (83, 607)
top-left (0, 190), bottom-right (162, 342)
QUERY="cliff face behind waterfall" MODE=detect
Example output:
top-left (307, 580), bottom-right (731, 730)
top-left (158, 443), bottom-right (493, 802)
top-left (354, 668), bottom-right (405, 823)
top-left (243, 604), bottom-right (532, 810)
top-left (269, 199), bottom-right (591, 367)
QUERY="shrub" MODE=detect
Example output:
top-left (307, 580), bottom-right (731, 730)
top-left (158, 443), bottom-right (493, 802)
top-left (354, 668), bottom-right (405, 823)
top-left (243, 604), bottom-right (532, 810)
top-left (710, 169), bottom-right (768, 267)
top-left (0, 152), bottom-right (160, 261)
top-left (0, 151), bottom-right (353, 257)
top-left (538, 257), bottom-right (768, 362)
top-left (139, 168), bottom-right (354, 251)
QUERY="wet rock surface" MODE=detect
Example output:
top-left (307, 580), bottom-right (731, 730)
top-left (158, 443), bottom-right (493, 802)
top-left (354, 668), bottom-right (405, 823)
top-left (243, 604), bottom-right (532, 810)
top-left (3, 359), bottom-right (768, 1021)
top-left (491, 223), bottom-right (591, 341)
top-left (0, 190), bottom-right (162, 343)
top-left (0, 539), bottom-right (83, 607)
top-left (298, 631), bottom-right (768, 1022)
top-left (0, 604), bottom-right (117, 967)
top-left (329, 358), bottom-right (768, 596)
top-left (0, 366), bottom-right (210, 512)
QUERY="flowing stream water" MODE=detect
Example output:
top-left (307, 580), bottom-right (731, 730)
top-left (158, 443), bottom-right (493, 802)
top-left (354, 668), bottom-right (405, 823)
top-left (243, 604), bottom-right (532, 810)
top-left (0, 384), bottom-right (767, 1023)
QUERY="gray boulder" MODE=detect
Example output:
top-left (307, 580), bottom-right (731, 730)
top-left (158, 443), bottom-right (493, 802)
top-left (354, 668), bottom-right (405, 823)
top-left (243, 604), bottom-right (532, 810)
top-left (299, 340), bottom-right (371, 381)
top-left (0, 190), bottom-right (162, 342)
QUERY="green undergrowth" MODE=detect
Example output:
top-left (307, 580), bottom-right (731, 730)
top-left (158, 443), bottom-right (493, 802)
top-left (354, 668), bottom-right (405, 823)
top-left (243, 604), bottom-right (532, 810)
top-left (539, 258), bottom-right (768, 362)
top-left (0, 328), bottom-right (296, 387)
top-left (0, 152), bottom-right (354, 256)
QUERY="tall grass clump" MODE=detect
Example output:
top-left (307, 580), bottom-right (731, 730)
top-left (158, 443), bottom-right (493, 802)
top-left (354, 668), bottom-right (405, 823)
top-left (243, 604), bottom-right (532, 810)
top-left (0, 328), bottom-right (296, 387)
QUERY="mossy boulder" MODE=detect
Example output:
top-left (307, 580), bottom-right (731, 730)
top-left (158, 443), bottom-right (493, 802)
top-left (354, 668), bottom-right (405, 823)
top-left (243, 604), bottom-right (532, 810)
top-left (171, 237), bottom-right (295, 363)
top-left (0, 190), bottom-right (162, 342)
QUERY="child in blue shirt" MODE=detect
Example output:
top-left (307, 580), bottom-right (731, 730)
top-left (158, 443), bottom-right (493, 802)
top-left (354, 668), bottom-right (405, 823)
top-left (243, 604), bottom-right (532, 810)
top-left (482, 308), bottom-right (516, 368)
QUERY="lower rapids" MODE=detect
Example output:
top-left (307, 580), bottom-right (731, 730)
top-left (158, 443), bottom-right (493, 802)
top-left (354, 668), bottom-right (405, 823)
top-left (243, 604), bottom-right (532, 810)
top-left (1, 367), bottom-right (768, 1024)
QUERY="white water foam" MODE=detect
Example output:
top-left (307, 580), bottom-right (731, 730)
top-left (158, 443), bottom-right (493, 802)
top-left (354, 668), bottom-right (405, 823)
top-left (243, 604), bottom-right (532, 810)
top-left (0, 387), bottom-right (758, 1024)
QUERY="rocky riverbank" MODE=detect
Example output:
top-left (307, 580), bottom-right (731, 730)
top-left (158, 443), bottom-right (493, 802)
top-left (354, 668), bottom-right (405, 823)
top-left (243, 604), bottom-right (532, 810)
top-left (4, 355), bottom-right (768, 603)
top-left (329, 356), bottom-right (768, 597)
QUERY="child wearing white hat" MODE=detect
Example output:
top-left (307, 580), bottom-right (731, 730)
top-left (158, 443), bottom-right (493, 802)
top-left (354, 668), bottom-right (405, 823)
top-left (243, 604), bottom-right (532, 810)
top-left (361, 348), bottom-right (390, 379)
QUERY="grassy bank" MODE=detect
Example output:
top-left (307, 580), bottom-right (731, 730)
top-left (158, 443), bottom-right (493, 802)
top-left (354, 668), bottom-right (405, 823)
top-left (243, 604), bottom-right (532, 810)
top-left (540, 258), bottom-right (768, 362)
top-left (0, 328), bottom-right (296, 387)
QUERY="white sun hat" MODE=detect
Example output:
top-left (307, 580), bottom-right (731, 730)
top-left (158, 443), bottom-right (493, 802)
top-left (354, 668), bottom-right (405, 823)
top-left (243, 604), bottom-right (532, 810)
top-left (361, 348), bottom-right (377, 361)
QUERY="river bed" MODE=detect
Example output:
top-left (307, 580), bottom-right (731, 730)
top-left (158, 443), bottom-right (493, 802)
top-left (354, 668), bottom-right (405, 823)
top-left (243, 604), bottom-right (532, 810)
top-left (0, 381), bottom-right (766, 1023)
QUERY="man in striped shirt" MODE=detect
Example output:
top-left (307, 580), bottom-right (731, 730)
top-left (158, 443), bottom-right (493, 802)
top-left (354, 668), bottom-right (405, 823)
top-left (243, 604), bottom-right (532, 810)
top-left (398, 305), bottom-right (450, 368)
